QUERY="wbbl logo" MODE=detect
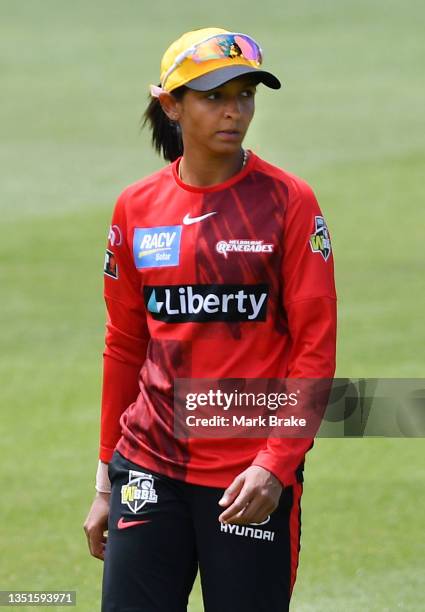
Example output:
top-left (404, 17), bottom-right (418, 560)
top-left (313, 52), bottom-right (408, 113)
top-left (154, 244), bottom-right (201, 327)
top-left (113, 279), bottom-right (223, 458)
top-left (121, 470), bottom-right (158, 514)
top-left (310, 216), bottom-right (331, 261)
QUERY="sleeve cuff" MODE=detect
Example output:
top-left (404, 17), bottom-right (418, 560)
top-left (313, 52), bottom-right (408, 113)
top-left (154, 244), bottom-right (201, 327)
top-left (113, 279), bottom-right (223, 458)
top-left (250, 442), bottom-right (312, 488)
top-left (99, 445), bottom-right (115, 463)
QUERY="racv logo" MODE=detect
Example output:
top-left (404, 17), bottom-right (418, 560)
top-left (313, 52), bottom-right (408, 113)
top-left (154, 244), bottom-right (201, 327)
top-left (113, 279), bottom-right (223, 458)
top-left (144, 284), bottom-right (269, 323)
top-left (133, 226), bottom-right (182, 269)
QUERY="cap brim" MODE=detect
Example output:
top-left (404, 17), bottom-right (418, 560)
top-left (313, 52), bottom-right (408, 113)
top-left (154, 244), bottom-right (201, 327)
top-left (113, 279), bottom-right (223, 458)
top-left (184, 65), bottom-right (281, 91)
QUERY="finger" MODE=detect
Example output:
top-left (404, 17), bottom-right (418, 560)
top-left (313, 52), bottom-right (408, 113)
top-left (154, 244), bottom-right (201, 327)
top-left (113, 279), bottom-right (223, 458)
top-left (84, 525), bottom-right (93, 554)
top-left (94, 535), bottom-right (107, 561)
top-left (220, 499), bottom-right (253, 524)
top-left (228, 497), bottom-right (272, 525)
top-left (218, 487), bottom-right (252, 522)
top-left (218, 474), bottom-right (245, 507)
top-left (91, 535), bottom-right (107, 561)
top-left (88, 529), bottom-right (107, 560)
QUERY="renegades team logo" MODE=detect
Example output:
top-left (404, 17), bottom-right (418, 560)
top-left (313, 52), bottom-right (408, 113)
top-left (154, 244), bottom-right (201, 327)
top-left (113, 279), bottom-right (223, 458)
top-left (216, 239), bottom-right (274, 259)
top-left (121, 470), bottom-right (158, 514)
top-left (309, 216), bottom-right (331, 261)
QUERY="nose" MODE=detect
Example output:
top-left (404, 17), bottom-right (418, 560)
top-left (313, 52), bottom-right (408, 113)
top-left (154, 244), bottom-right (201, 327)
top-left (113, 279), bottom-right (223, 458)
top-left (223, 95), bottom-right (242, 118)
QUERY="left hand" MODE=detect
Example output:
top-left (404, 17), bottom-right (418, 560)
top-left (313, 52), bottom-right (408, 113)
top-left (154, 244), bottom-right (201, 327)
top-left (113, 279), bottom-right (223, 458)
top-left (218, 466), bottom-right (283, 525)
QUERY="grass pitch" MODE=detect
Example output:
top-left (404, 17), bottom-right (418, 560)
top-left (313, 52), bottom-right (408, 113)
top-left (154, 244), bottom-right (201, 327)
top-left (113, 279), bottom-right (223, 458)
top-left (1, 1), bottom-right (424, 610)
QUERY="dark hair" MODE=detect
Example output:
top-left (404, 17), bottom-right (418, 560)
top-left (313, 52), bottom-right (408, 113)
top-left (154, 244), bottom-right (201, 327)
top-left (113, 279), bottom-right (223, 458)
top-left (142, 85), bottom-right (186, 162)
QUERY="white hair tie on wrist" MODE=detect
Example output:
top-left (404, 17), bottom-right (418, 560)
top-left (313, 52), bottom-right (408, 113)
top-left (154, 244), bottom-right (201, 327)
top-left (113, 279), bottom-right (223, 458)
top-left (95, 460), bottom-right (111, 493)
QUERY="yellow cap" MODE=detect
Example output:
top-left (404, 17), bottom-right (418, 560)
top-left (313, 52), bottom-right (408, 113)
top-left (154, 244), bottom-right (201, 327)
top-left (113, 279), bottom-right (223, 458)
top-left (158, 27), bottom-right (281, 93)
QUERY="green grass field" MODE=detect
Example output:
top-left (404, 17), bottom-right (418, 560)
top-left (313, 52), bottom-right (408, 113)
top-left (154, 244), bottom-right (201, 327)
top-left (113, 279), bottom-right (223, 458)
top-left (1, 1), bottom-right (424, 610)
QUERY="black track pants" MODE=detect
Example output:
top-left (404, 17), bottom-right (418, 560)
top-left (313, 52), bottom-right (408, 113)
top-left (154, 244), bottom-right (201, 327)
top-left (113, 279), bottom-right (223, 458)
top-left (101, 451), bottom-right (303, 612)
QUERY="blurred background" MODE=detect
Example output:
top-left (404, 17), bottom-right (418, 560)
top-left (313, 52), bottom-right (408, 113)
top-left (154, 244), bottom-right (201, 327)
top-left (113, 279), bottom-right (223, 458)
top-left (1, 1), bottom-right (424, 610)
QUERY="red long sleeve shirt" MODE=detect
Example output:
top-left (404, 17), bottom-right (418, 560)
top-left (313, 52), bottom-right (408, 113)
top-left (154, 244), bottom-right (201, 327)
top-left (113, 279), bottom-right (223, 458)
top-left (100, 151), bottom-right (337, 488)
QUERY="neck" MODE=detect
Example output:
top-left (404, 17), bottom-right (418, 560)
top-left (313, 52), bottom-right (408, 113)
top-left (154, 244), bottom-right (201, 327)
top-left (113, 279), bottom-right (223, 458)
top-left (178, 147), bottom-right (247, 187)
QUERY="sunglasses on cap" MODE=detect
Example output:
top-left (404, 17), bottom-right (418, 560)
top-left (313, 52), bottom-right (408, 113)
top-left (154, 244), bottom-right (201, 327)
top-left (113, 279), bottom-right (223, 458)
top-left (161, 32), bottom-right (263, 90)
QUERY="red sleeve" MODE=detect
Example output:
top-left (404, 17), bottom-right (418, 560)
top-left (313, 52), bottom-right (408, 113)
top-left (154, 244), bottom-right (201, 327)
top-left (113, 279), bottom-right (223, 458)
top-left (99, 191), bottom-right (150, 462)
top-left (252, 176), bottom-right (337, 486)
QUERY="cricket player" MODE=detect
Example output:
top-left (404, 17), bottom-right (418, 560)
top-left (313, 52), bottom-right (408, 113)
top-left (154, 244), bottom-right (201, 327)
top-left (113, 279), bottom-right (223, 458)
top-left (84, 27), bottom-right (337, 611)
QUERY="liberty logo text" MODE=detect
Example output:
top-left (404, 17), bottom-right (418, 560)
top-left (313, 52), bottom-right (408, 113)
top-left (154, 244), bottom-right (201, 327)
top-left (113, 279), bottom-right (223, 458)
top-left (144, 284), bottom-right (269, 323)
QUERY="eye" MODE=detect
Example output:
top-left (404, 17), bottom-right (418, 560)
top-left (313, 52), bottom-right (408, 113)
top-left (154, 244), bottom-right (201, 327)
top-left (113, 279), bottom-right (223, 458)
top-left (241, 89), bottom-right (255, 98)
top-left (206, 91), bottom-right (221, 101)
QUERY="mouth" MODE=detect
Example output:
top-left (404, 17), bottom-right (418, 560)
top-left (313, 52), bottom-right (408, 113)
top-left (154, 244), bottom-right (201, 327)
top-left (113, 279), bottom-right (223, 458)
top-left (216, 129), bottom-right (241, 140)
top-left (218, 129), bottom-right (240, 135)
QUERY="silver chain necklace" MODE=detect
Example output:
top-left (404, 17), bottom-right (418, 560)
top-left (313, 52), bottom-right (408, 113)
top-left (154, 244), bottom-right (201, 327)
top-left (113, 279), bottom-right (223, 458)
top-left (178, 149), bottom-right (248, 181)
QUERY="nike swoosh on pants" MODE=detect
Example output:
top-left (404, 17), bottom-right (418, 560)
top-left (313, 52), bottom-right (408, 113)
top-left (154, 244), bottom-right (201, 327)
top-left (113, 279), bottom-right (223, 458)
top-left (117, 517), bottom-right (151, 530)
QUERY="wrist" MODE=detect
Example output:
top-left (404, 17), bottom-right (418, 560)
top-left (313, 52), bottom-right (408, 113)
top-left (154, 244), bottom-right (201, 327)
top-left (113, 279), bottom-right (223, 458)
top-left (95, 460), bottom-right (111, 493)
top-left (96, 490), bottom-right (111, 500)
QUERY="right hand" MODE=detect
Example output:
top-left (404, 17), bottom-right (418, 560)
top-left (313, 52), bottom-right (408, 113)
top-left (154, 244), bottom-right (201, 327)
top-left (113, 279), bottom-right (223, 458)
top-left (83, 492), bottom-right (111, 561)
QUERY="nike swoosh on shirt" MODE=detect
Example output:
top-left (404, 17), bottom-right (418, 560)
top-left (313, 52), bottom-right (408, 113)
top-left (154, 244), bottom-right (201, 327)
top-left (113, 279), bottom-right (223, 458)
top-left (183, 212), bottom-right (217, 225)
top-left (117, 517), bottom-right (151, 530)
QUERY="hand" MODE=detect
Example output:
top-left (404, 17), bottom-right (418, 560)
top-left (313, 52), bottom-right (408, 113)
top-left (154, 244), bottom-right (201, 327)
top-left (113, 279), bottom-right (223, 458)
top-left (218, 466), bottom-right (283, 525)
top-left (83, 492), bottom-right (110, 561)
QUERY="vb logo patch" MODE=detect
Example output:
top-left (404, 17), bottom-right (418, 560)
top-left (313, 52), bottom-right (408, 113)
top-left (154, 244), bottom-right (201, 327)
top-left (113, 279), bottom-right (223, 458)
top-left (133, 226), bottom-right (182, 268)
top-left (309, 216), bottom-right (331, 261)
top-left (121, 470), bottom-right (158, 514)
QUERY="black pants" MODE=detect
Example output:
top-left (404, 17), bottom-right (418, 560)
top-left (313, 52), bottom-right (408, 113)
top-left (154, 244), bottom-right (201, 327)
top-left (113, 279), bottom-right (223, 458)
top-left (102, 451), bottom-right (303, 612)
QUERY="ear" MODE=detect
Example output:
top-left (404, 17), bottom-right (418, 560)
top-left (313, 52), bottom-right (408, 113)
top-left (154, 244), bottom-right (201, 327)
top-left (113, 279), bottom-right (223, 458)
top-left (158, 92), bottom-right (180, 122)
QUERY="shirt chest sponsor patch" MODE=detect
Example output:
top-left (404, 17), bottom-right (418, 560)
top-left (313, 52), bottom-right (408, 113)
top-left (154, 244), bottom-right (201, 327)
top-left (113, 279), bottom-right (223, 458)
top-left (144, 284), bottom-right (269, 323)
top-left (133, 226), bottom-right (182, 268)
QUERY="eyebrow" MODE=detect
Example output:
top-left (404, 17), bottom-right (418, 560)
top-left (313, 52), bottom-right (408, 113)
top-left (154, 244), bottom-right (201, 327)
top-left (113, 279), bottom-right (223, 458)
top-left (207, 81), bottom-right (258, 94)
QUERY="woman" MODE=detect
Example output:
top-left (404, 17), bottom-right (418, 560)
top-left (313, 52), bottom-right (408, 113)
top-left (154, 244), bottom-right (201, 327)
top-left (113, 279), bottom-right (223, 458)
top-left (84, 27), bottom-right (337, 612)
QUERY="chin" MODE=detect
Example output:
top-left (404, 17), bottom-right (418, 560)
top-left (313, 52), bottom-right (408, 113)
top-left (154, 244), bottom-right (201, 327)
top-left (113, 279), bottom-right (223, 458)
top-left (212, 141), bottom-right (244, 156)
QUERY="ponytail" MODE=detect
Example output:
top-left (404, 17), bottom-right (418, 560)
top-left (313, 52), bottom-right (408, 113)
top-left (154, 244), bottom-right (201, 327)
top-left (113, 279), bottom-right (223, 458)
top-left (142, 85), bottom-right (186, 162)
